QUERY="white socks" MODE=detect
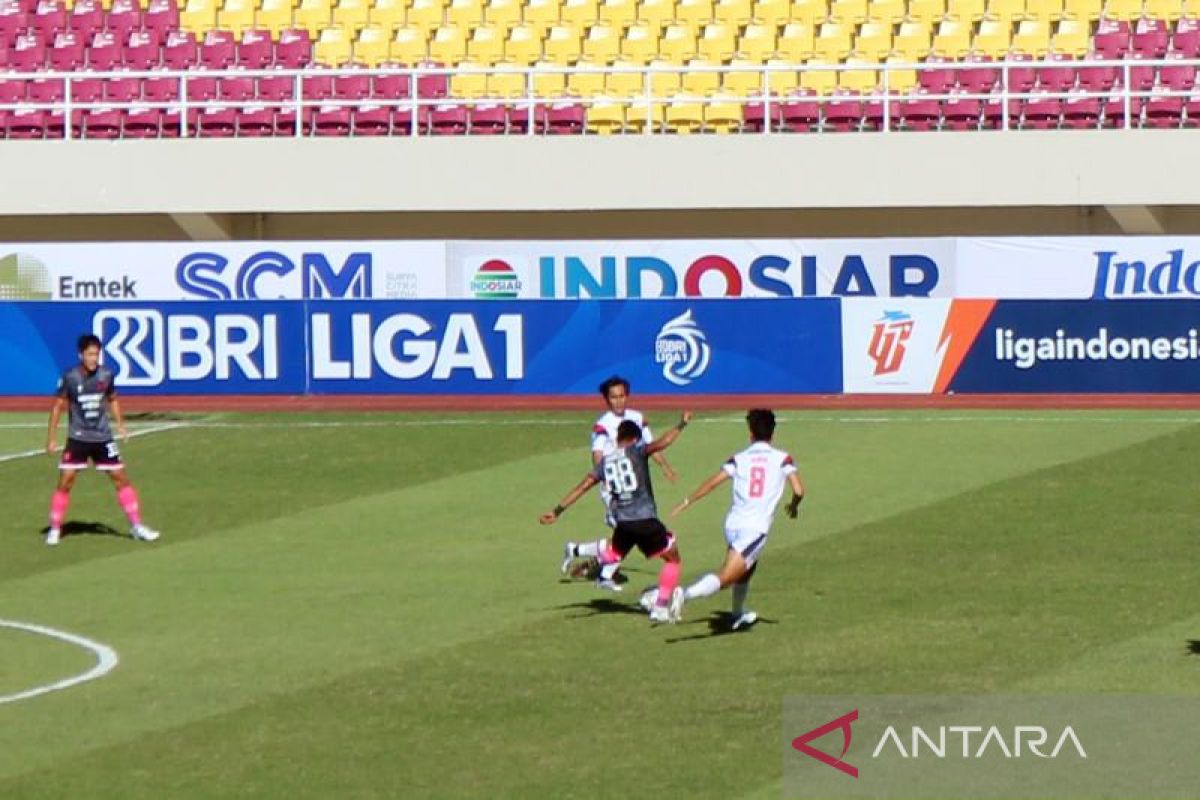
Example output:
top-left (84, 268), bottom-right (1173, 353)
top-left (576, 538), bottom-right (607, 558)
top-left (685, 573), bottom-right (721, 601)
top-left (732, 582), bottom-right (750, 615)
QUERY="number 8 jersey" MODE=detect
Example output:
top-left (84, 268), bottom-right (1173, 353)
top-left (722, 442), bottom-right (797, 534)
top-left (591, 443), bottom-right (658, 523)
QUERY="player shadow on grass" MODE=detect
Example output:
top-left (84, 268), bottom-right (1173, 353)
top-left (665, 612), bottom-right (777, 644)
top-left (553, 598), bottom-right (648, 618)
top-left (38, 521), bottom-right (123, 541)
top-left (1187, 640), bottom-right (1200, 656)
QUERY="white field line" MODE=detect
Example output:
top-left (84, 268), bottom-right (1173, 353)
top-left (0, 620), bottom-right (119, 705)
top-left (0, 422), bottom-right (190, 464)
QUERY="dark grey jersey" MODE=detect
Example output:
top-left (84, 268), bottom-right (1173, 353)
top-left (591, 442), bottom-right (658, 523)
top-left (57, 365), bottom-right (116, 443)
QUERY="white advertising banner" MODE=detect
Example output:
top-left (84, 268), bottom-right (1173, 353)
top-left (842, 299), bottom-right (953, 394)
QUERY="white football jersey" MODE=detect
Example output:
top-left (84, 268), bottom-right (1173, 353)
top-left (721, 442), bottom-right (797, 534)
top-left (591, 409), bottom-right (654, 457)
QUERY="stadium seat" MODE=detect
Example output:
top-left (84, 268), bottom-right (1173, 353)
top-left (32, 0), bottom-right (66, 41)
top-left (1131, 26), bottom-right (1170, 57)
top-left (776, 22), bottom-right (815, 61)
top-left (799, 59), bottom-right (838, 93)
top-left (958, 55), bottom-right (999, 92)
top-left (407, 0), bottom-right (445, 31)
top-left (713, 0), bottom-right (753, 24)
top-left (681, 57), bottom-right (720, 93)
top-left (789, 0), bottom-right (828, 25)
top-left (749, 0), bottom-right (789, 24)
top-left (675, 0), bottom-right (714, 26)
top-left (466, 23), bottom-right (505, 64)
top-left (659, 23), bottom-right (697, 61)
top-left (778, 89), bottom-right (821, 131)
top-left (881, 56), bottom-right (917, 93)
top-left (200, 29), bottom-right (236, 68)
top-left (355, 24), bottom-right (391, 67)
top-left (504, 23), bottom-right (543, 65)
top-left (484, 0), bottom-right (523, 29)
top-left (736, 22), bottom-right (775, 61)
top-left (620, 21), bottom-right (658, 62)
top-left (637, 0), bottom-right (674, 26)
top-left (1102, 0), bottom-right (1140, 21)
top-left (447, 0), bottom-right (485, 28)
top-left (1090, 29), bottom-right (1129, 59)
top-left (390, 25), bottom-right (429, 65)
top-left (665, 94), bottom-right (703, 133)
top-left (1062, 0), bottom-right (1100, 20)
top-left (179, 0), bottom-right (215, 34)
top-left (697, 22), bottom-right (736, 61)
top-left (559, 0), bottom-right (597, 26)
top-left (277, 29), bottom-right (314, 68)
top-left (543, 98), bottom-right (585, 133)
top-left (814, 21), bottom-right (852, 61)
top-left (605, 57), bottom-right (645, 96)
top-left (945, 0), bottom-right (985, 21)
top-left (932, 19), bottom-right (971, 58)
top-left (315, 25), bottom-right (353, 65)
top-left (68, 0), bottom-right (102, 40)
top-left (1062, 93), bottom-right (1101, 127)
top-left (587, 98), bottom-right (624, 132)
top-left (1022, 0), bottom-right (1063, 20)
top-left (49, 31), bottom-right (84, 70)
top-left (1077, 63), bottom-right (1117, 91)
top-left (237, 28), bottom-right (274, 69)
top-left (721, 57), bottom-right (762, 95)
top-left (294, 0), bottom-right (333, 37)
top-left (891, 22), bottom-right (932, 61)
top-left (144, 0), bottom-right (178, 41)
top-left (647, 56), bottom-right (682, 94)
top-left (983, 0), bottom-right (1022, 23)
top-left (566, 56), bottom-right (606, 94)
top-left (530, 60), bottom-right (567, 95)
top-left (972, 20), bottom-right (1011, 58)
top-left (906, 0), bottom-right (944, 24)
top-left (583, 21), bottom-right (621, 63)
top-left (217, 0), bottom-right (255, 36)
top-left (429, 24), bottom-right (468, 64)
top-left (1011, 19), bottom-right (1051, 55)
top-left (543, 23), bottom-right (581, 63)
top-left (828, 0), bottom-right (868, 23)
top-left (918, 60), bottom-right (957, 92)
top-left (598, 0), bottom-right (638, 27)
top-left (854, 21), bottom-right (891, 60)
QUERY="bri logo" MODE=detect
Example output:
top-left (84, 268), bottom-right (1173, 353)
top-left (469, 259), bottom-right (522, 299)
top-left (654, 309), bottom-right (711, 386)
top-left (867, 311), bottom-right (914, 376)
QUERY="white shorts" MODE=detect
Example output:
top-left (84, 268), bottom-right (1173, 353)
top-left (725, 527), bottom-right (769, 568)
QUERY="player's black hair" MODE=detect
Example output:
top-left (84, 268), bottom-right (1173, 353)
top-left (747, 409), bottom-right (776, 442)
top-left (598, 375), bottom-right (631, 398)
top-left (77, 334), bottom-right (102, 353)
top-left (616, 419), bottom-right (642, 443)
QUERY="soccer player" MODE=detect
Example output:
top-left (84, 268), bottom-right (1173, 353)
top-left (44, 334), bottom-right (161, 547)
top-left (666, 409), bottom-right (803, 630)
top-left (560, 376), bottom-right (677, 585)
top-left (541, 411), bottom-right (692, 623)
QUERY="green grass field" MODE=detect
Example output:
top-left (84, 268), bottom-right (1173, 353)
top-left (1, 408), bottom-right (1198, 798)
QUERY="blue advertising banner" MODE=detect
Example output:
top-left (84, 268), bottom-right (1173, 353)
top-left (0, 300), bottom-right (843, 395)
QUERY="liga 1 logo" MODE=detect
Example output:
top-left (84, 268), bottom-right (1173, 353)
top-left (654, 309), bottom-right (711, 386)
top-left (469, 259), bottom-right (523, 299)
top-left (867, 310), bottom-right (915, 376)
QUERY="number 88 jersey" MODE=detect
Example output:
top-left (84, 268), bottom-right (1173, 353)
top-left (722, 442), bottom-right (797, 534)
top-left (591, 443), bottom-right (658, 523)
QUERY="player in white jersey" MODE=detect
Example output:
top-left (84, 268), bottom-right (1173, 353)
top-left (560, 376), bottom-right (677, 588)
top-left (665, 409), bottom-right (804, 629)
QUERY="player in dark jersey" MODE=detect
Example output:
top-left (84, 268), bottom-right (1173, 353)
top-left (44, 334), bottom-right (160, 546)
top-left (540, 411), bottom-right (692, 623)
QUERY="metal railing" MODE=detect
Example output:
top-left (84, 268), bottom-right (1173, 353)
top-left (0, 57), bottom-right (1195, 137)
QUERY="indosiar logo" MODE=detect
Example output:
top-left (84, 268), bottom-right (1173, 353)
top-left (0, 253), bottom-right (51, 300)
top-left (469, 259), bottom-right (523, 299)
top-left (93, 309), bottom-right (280, 387)
top-left (654, 309), bottom-right (711, 386)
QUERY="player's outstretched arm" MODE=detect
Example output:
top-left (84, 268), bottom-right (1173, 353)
top-left (785, 472), bottom-right (806, 519)
top-left (645, 411), bottom-right (693, 456)
top-left (651, 451), bottom-right (678, 482)
top-left (671, 470), bottom-right (730, 517)
top-left (46, 396), bottom-right (65, 454)
top-left (539, 473), bottom-right (600, 525)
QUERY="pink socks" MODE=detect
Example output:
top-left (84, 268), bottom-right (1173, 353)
top-left (656, 561), bottom-right (681, 605)
top-left (49, 490), bottom-right (70, 530)
top-left (116, 485), bottom-right (142, 526)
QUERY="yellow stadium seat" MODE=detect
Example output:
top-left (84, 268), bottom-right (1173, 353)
top-left (606, 58), bottom-right (646, 96)
top-left (946, 0), bottom-right (986, 19)
top-left (676, 0), bottom-right (715, 26)
top-left (216, 0), bottom-right (255, 36)
top-left (488, 69), bottom-right (527, 97)
top-left (531, 61), bottom-right (568, 95)
top-left (777, 22), bottom-right (815, 60)
top-left (1022, 0), bottom-right (1063, 18)
top-left (544, 23), bottom-right (583, 62)
top-left (905, 0), bottom-right (945, 24)
top-left (315, 25), bottom-right (354, 64)
top-left (1101, 0), bottom-right (1139, 19)
top-left (638, 0), bottom-right (675, 25)
top-left (682, 58), bottom-right (721, 93)
top-left (666, 96), bottom-right (704, 133)
top-left (714, 0), bottom-right (754, 23)
top-left (407, 0), bottom-right (446, 31)
top-left (722, 57), bottom-right (763, 94)
top-left (855, 21), bottom-right (892, 59)
top-left (764, 58), bottom-right (800, 92)
top-left (1183, 0), bottom-right (1200, 16)
top-left (932, 19), bottom-right (971, 56)
top-left (583, 22), bottom-right (621, 62)
top-left (790, 0), bottom-right (828, 25)
top-left (568, 57), bottom-right (608, 94)
top-left (697, 22), bottom-right (736, 60)
top-left (588, 100), bottom-right (627, 133)
top-left (1010, 19), bottom-right (1050, 54)
top-left (983, 0), bottom-right (1022, 22)
top-left (814, 21), bottom-right (852, 60)
top-left (1061, 0), bottom-right (1100, 19)
top-left (799, 60), bottom-right (838, 93)
top-left (625, 100), bottom-right (665, 131)
top-left (505, 24), bottom-right (544, 64)
top-left (648, 58), bottom-right (683, 94)
top-left (294, 0), bottom-right (333, 37)
top-left (561, 0), bottom-right (599, 26)
top-left (737, 23), bottom-right (776, 61)
top-left (256, 0), bottom-right (293, 37)
top-left (447, 0), bottom-right (484, 27)
top-left (882, 56), bottom-right (917, 92)
top-left (1144, 0), bottom-right (1183, 19)
top-left (750, 0), bottom-right (790, 24)
top-left (367, 0), bottom-right (404, 30)
top-left (866, 0), bottom-right (905, 23)
top-left (973, 18), bottom-right (1011, 56)
top-left (621, 21), bottom-right (660, 62)
top-left (467, 23), bottom-right (506, 62)
top-left (705, 99), bottom-right (743, 132)
top-left (355, 24), bottom-right (391, 65)
top-left (599, 0), bottom-right (639, 27)
top-left (828, 0), bottom-right (867, 23)
top-left (839, 58), bottom-right (878, 92)
top-left (390, 25), bottom-right (429, 63)
top-left (525, 0), bottom-right (561, 29)
top-left (429, 24), bottom-right (468, 63)
top-left (484, 0), bottom-right (523, 29)
top-left (660, 23), bottom-right (698, 60)
top-left (891, 21), bottom-right (931, 60)
top-left (450, 66), bottom-right (489, 97)
top-left (1051, 18), bottom-right (1088, 55)
top-left (332, 0), bottom-right (372, 34)
top-left (179, 0), bottom-right (216, 35)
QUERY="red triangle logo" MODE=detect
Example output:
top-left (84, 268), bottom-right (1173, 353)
top-left (791, 709), bottom-right (859, 779)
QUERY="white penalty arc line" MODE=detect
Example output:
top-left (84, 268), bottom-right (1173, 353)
top-left (0, 422), bottom-right (190, 465)
top-left (0, 619), bottom-right (119, 705)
